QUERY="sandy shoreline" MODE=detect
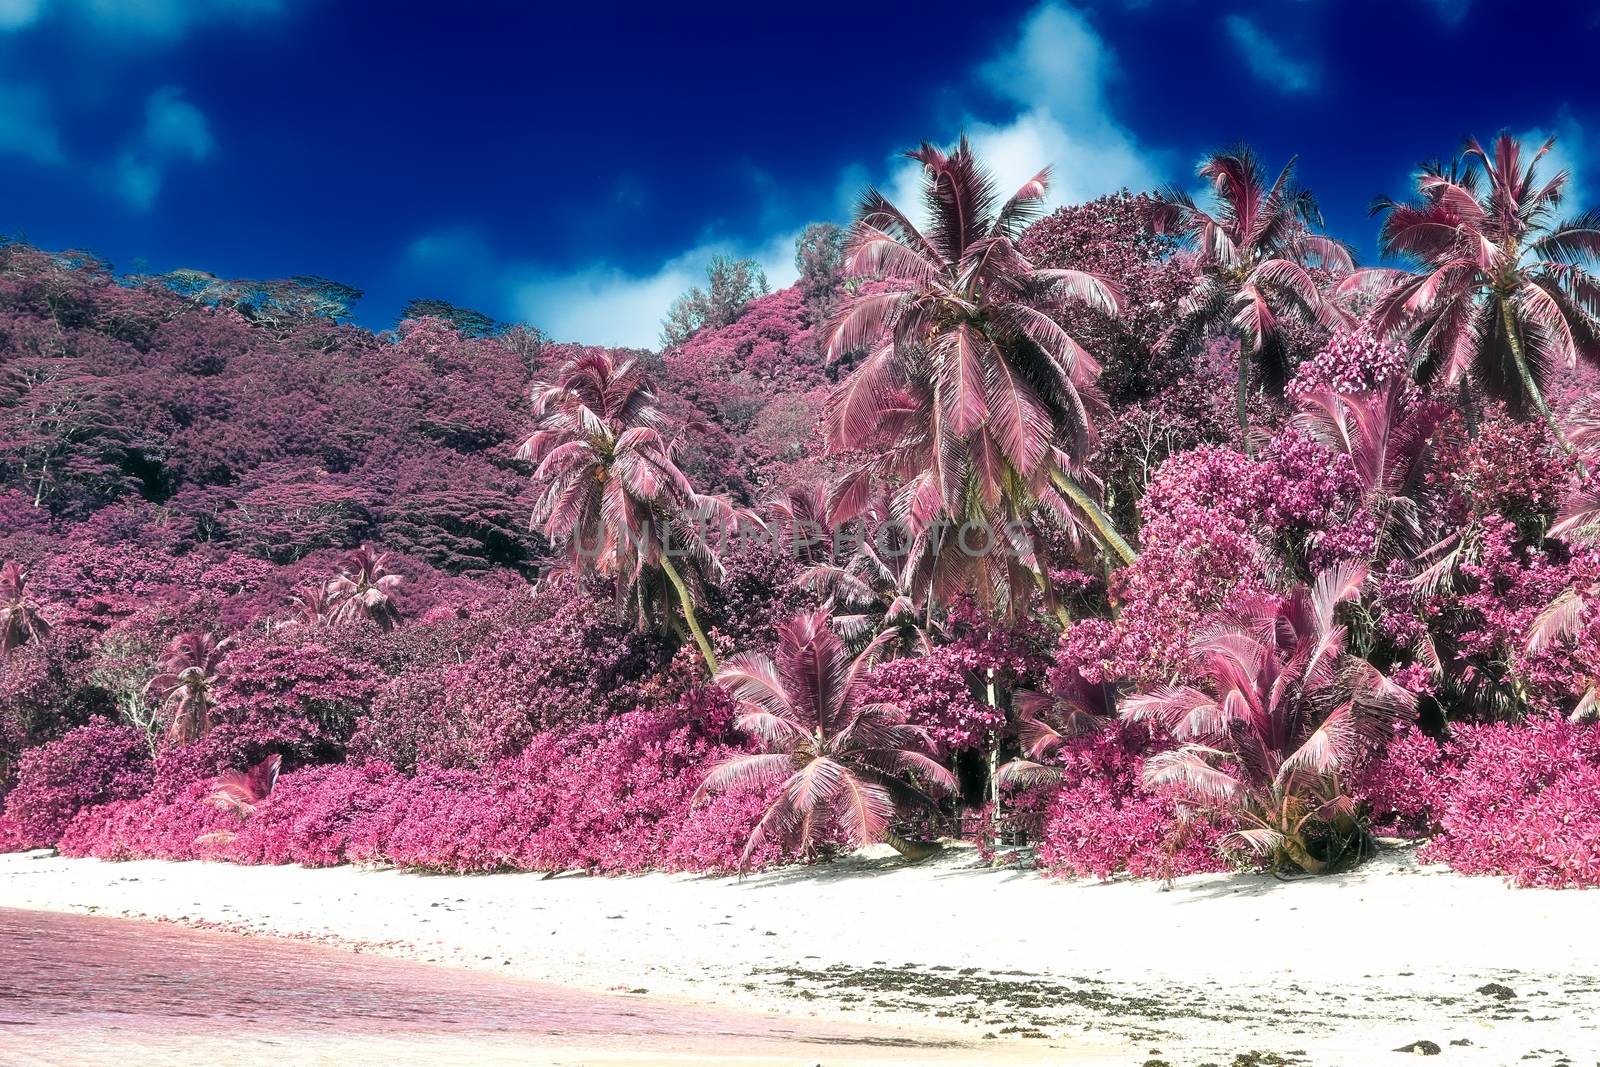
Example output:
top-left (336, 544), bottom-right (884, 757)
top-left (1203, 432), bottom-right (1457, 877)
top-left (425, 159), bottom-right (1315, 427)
top-left (3, 844), bottom-right (1597, 1064)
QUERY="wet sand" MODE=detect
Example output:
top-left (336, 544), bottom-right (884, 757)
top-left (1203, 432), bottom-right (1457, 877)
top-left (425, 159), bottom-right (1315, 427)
top-left (0, 907), bottom-right (1084, 1065)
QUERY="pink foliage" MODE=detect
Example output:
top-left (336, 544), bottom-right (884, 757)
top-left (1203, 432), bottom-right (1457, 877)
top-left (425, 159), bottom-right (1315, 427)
top-left (61, 691), bottom-right (781, 874)
top-left (1030, 725), bottom-right (1228, 880)
top-left (349, 577), bottom-right (671, 771)
top-left (1285, 330), bottom-right (1412, 402)
top-left (2, 719), bottom-right (152, 847)
top-left (1360, 718), bottom-right (1600, 887)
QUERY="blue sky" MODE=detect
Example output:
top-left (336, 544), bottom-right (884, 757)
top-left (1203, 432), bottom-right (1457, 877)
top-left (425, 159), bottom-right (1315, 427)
top-left (1, 0), bottom-right (1596, 346)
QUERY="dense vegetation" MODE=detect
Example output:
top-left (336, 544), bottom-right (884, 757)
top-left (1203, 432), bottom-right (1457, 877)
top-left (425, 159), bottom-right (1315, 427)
top-left (2, 132), bottom-right (1598, 886)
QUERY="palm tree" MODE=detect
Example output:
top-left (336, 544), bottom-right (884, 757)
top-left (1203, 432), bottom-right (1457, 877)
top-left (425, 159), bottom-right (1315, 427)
top-left (0, 561), bottom-right (49, 654)
top-left (145, 631), bottom-right (231, 744)
top-left (1292, 378), bottom-right (1448, 561)
top-left (518, 349), bottom-right (737, 673)
top-left (995, 671), bottom-right (1116, 789)
top-left (1123, 565), bottom-right (1416, 874)
top-left (326, 545), bottom-right (402, 631)
top-left (1146, 147), bottom-right (1353, 454)
top-left (287, 580), bottom-right (335, 627)
top-left (1345, 134), bottom-right (1600, 464)
top-left (768, 480), bottom-right (935, 654)
top-left (196, 754), bottom-right (283, 848)
top-left (823, 135), bottom-right (1136, 601)
top-left (696, 609), bottom-right (957, 867)
top-left (1552, 404), bottom-right (1600, 545)
top-left (1528, 404), bottom-right (1600, 720)
top-left (208, 754), bottom-right (283, 817)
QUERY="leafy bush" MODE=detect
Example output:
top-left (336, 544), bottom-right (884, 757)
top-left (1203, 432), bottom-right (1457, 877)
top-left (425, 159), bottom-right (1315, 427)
top-left (2, 719), bottom-right (153, 846)
top-left (1361, 717), bottom-right (1600, 887)
top-left (1031, 724), bottom-right (1228, 880)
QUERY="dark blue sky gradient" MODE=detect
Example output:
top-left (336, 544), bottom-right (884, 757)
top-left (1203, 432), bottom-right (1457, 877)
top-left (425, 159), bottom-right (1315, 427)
top-left (1, 0), bottom-right (1595, 342)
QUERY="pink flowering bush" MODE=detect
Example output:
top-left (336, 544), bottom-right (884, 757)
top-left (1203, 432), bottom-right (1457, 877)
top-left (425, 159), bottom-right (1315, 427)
top-left (213, 636), bottom-right (380, 736)
top-left (59, 689), bottom-right (783, 874)
top-left (1285, 330), bottom-right (1412, 403)
top-left (859, 653), bottom-right (996, 756)
top-left (227, 762), bottom-right (403, 867)
top-left (2, 719), bottom-right (152, 847)
top-left (349, 576), bottom-right (671, 770)
top-left (58, 778), bottom-right (240, 861)
top-left (1030, 724), bottom-right (1229, 880)
top-left (1360, 717), bottom-right (1600, 887)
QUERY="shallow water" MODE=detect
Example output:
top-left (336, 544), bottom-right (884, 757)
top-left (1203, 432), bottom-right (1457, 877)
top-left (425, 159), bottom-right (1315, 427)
top-left (0, 907), bottom-right (992, 1065)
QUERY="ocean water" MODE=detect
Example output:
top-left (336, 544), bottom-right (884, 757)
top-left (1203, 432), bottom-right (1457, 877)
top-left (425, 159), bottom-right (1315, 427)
top-left (0, 906), bottom-right (978, 1066)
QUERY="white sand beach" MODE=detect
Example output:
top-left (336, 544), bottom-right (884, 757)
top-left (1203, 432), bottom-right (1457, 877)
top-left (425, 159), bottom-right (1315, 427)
top-left (2, 845), bottom-right (1596, 1065)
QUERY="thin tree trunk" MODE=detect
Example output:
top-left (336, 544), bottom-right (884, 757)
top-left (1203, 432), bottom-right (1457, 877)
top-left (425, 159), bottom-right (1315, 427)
top-left (1500, 296), bottom-right (1589, 478)
top-left (986, 669), bottom-right (1001, 857)
top-left (658, 553), bottom-right (718, 675)
top-left (1049, 469), bottom-right (1137, 566)
top-left (1236, 339), bottom-right (1254, 458)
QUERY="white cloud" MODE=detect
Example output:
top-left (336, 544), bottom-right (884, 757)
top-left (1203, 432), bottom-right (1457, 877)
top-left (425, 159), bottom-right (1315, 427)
top-left (1223, 15), bottom-right (1319, 95)
top-left (113, 86), bottom-right (213, 209)
top-left (426, 2), bottom-right (1166, 350)
top-left (0, 0), bottom-right (284, 39)
top-left (0, 81), bottom-right (64, 164)
top-left (1420, 0), bottom-right (1470, 26)
top-left (1519, 111), bottom-right (1589, 214)
top-left (0, 0), bottom-right (44, 30)
top-left (508, 230), bottom-right (802, 348)
top-left (878, 2), bottom-right (1159, 221)
top-left (406, 226), bottom-right (495, 270)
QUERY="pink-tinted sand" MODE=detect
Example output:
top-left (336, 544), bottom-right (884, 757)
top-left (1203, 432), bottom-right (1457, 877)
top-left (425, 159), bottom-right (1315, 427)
top-left (0, 907), bottom-right (1067, 1065)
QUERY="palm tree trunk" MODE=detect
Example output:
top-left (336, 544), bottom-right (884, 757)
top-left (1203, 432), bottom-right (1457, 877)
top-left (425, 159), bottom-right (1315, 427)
top-left (884, 830), bottom-right (941, 863)
top-left (1500, 296), bottom-right (1589, 478)
top-left (1049, 469), bottom-right (1137, 566)
top-left (1030, 565), bottom-right (1072, 629)
top-left (1236, 339), bottom-right (1254, 458)
top-left (1281, 834), bottom-right (1327, 876)
top-left (658, 553), bottom-right (718, 675)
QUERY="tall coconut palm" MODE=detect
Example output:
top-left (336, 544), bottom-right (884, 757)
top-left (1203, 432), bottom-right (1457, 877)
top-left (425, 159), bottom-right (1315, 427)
top-left (1528, 403), bottom-right (1600, 721)
top-left (1124, 564), bottom-right (1416, 874)
top-left (518, 349), bottom-right (737, 673)
top-left (0, 561), bottom-right (49, 654)
top-left (696, 610), bottom-right (957, 867)
top-left (326, 545), bottom-right (402, 631)
top-left (1344, 134), bottom-right (1600, 464)
top-left (1146, 147), bottom-right (1353, 454)
top-left (823, 136), bottom-right (1136, 606)
top-left (145, 631), bottom-right (231, 744)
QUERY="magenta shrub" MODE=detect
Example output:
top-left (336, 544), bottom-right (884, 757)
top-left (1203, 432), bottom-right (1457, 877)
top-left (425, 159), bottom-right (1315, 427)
top-left (214, 637), bottom-right (380, 734)
top-left (227, 762), bottom-right (402, 867)
top-left (2, 719), bottom-right (152, 847)
top-left (58, 780), bottom-right (238, 861)
top-left (344, 694), bottom-right (780, 874)
top-left (1031, 725), bottom-right (1228, 880)
top-left (1360, 718), bottom-right (1600, 887)
top-left (349, 576), bottom-right (670, 771)
top-left (58, 690), bottom-right (780, 875)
